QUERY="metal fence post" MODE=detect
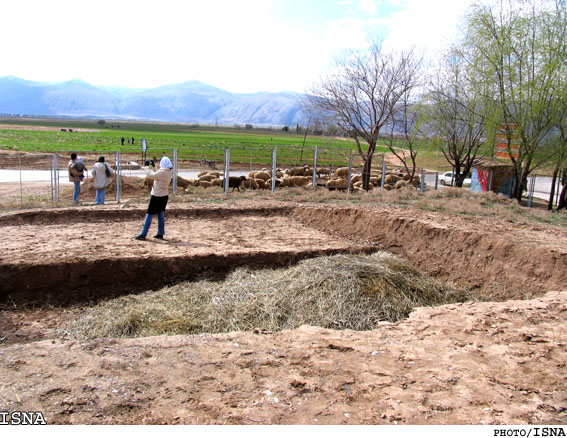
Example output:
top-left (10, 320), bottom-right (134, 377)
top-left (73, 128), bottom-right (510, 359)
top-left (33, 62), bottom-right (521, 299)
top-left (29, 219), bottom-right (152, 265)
top-left (312, 146), bottom-right (319, 189)
top-left (51, 154), bottom-right (59, 203)
top-left (528, 175), bottom-right (536, 208)
top-left (55, 154), bottom-right (59, 203)
top-left (50, 154), bottom-right (54, 204)
top-left (347, 150), bottom-right (353, 195)
top-left (18, 155), bottom-right (23, 205)
top-left (224, 149), bottom-right (230, 195)
top-left (381, 156), bottom-right (386, 190)
top-left (420, 171), bottom-right (425, 193)
top-left (434, 172), bottom-right (439, 190)
top-left (172, 149), bottom-right (178, 196)
top-left (271, 149), bottom-right (277, 193)
top-left (116, 151), bottom-right (121, 203)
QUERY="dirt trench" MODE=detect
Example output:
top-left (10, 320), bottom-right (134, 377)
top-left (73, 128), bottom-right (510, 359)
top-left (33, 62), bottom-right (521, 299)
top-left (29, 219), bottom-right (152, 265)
top-left (1, 203), bottom-right (566, 305)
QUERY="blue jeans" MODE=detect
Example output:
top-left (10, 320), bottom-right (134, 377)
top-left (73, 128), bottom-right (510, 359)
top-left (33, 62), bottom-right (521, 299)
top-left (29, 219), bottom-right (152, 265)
top-left (140, 211), bottom-right (165, 237)
top-left (73, 182), bottom-right (81, 203)
top-left (95, 189), bottom-right (106, 205)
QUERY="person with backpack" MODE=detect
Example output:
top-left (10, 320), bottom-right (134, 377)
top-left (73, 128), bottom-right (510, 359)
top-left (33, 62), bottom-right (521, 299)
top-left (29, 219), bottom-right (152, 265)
top-left (91, 156), bottom-right (114, 205)
top-left (68, 153), bottom-right (87, 204)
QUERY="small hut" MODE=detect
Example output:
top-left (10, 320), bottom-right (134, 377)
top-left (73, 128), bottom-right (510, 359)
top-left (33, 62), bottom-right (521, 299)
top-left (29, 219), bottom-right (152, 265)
top-left (471, 160), bottom-right (516, 197)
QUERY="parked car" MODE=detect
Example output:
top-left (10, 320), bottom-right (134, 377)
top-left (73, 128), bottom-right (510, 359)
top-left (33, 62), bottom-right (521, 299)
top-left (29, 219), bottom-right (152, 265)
top-left (438, 171), bottom-right (471, 186)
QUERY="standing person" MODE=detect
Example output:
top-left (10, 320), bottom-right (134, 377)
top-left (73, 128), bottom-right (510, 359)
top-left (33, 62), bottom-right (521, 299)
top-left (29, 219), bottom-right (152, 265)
top-left (121, 137), bottom-right (125, 146)
top-left (91, 156), bottom-right (114, 205)
top-left (135, 156), bottom-right (173, 240)
top-left (68, 153), bottom-right (85, 204)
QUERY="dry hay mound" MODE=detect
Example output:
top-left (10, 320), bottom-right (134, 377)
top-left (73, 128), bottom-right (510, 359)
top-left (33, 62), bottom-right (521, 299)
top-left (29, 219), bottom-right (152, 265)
top-left (60, 252), bottom-right (472, 340)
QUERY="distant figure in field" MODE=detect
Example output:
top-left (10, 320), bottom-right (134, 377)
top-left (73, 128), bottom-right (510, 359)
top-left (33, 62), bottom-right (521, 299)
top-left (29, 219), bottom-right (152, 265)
top-left (68, 153), bottom-right (87, 204)
top-left (91, 156), bottom-right (114, 205)
top-left (121, 137), bottom-right (125, 145)
top-left (135, 156), bottom-right (173, 241)
top-left (127, 137), bottom-right (130, 144)
top-left (132, 137), bottom-right (135, 145)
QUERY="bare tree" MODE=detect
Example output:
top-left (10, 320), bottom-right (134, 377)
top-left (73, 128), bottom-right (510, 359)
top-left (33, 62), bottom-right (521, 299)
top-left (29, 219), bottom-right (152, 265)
top-left (425, 49), bottom-right (492, 187)
top-left (306, 39), bottom-right (423, 190)
top-left (384, 82), bottom-right (424, 182)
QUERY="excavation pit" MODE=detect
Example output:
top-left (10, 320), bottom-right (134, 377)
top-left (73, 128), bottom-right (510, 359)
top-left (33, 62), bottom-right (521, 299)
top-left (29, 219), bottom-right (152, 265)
top-left (1, 202), bottom-right (566, 306)
top-left (0, 205), bottom-right (377, 305)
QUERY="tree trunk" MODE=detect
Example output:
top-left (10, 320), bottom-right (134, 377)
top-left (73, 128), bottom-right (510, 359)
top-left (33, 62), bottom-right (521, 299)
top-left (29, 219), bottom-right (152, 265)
top-left (362, 155), bottom-right (373, 191)
top-left (559, 172), bottom-right (567, 211)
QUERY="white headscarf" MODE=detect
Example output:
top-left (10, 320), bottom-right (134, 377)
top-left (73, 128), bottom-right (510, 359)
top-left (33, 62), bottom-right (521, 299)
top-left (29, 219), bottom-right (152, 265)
top-left (160, 157), bottom-right (173, 169)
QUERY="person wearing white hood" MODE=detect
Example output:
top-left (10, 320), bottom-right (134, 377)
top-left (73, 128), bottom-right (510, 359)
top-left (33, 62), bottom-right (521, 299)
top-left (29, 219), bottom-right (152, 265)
top-left (135, 156), bottom-right (173, 240)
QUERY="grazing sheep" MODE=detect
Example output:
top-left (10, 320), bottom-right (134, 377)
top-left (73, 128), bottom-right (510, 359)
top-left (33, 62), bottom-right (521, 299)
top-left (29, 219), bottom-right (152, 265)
top-left (270, 169), bottom-right (284, 178)
top-left (253, 171), bottom-right (270, 181)
top-left (384, 174), bottom-right (401, 184)
top-left (351, 174), bottom-right (362, 184)
top-left (335, 167), bottom-right (350, 177)
top-left (198, 174), bottom-right (216, 182)
top-left (222, 175), bottom-right (247, 191)
top-left (316, 167), bottom-right (331, 177)
top-left (288, 176), bottom-right (311, 187)
top-left (176, 175), bottom-right (191, 189)
top-left (326, 178), bottom-right (348, 190)
top-left (255, 178), bottom-right (267, 189)
top-left (198, 180), bottom-right (212, 188)
top-left (285, 165), bottom-right (309, 176)
top-left (395, 180), bottom-right (407, 190)
top-left (211, 178), bottom-right (223, 187)
top-left (241, 177), bottom-right (258, 190)
top-left (267, 177), bottom-right (282, 188)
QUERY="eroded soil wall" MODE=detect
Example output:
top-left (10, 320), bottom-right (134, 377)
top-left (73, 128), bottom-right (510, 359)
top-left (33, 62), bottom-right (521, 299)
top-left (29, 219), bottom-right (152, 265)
top-left (293, 206), bottom-right (567, 299)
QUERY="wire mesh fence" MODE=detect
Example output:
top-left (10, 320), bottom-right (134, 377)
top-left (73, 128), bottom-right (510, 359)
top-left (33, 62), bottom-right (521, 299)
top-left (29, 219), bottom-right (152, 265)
top-left (0, 147), bottom-right (564, 208)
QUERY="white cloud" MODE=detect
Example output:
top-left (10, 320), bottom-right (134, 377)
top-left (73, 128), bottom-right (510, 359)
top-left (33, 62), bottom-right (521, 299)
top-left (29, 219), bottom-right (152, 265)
top-left (358, 0), bottom-right (379, 14)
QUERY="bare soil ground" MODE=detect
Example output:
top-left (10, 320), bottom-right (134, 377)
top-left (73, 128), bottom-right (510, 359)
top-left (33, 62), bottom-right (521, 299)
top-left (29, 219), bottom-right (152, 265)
top-left (1, 196), bottom-right (566, 424)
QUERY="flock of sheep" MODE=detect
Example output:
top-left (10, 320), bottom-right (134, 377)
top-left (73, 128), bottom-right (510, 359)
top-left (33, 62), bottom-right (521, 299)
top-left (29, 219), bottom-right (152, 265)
top-left (171, 165), bottom-right (422, 193)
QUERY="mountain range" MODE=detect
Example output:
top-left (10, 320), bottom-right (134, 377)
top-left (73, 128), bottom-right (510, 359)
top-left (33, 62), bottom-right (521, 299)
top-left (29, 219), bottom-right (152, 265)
top-left (0, 76), bottom-right (307, 127)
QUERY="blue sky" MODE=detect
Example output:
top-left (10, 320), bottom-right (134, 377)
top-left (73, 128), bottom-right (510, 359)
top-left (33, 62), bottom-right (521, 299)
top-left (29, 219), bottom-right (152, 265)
top-left (1, 0), bottom-right (473, 93)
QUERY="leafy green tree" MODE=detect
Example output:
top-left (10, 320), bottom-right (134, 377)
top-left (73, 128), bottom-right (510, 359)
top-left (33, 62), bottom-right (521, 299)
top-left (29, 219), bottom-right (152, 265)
top-left (462, 0), bottom-right (567, 201)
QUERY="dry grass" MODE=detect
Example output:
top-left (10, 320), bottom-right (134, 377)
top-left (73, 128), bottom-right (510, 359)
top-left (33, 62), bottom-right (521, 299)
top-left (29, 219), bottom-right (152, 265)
top-left (60, 252), bottom-right (472, 340)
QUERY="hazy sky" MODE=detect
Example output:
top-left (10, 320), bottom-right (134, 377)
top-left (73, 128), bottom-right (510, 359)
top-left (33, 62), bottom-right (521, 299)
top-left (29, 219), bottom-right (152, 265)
top-left (2, 0), bottom-right (473, 93)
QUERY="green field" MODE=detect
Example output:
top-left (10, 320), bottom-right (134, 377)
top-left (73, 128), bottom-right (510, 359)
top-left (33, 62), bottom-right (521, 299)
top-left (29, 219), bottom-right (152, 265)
top-left (0, 117), bottom-right (453, 170)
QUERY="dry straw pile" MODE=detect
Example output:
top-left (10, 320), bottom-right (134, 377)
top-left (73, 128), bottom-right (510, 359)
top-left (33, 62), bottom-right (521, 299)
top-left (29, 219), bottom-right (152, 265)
top-left (61, 252), bottom-right (472, 340)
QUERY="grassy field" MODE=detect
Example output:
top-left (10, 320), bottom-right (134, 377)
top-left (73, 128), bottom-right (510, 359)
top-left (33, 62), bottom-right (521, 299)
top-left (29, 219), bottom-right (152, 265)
top-left (0, 116), bottom-right (494, 172)
top-left (0, 117), bottom-right (356, 150)
top-left (0, 117), bottom-right (371, 168)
